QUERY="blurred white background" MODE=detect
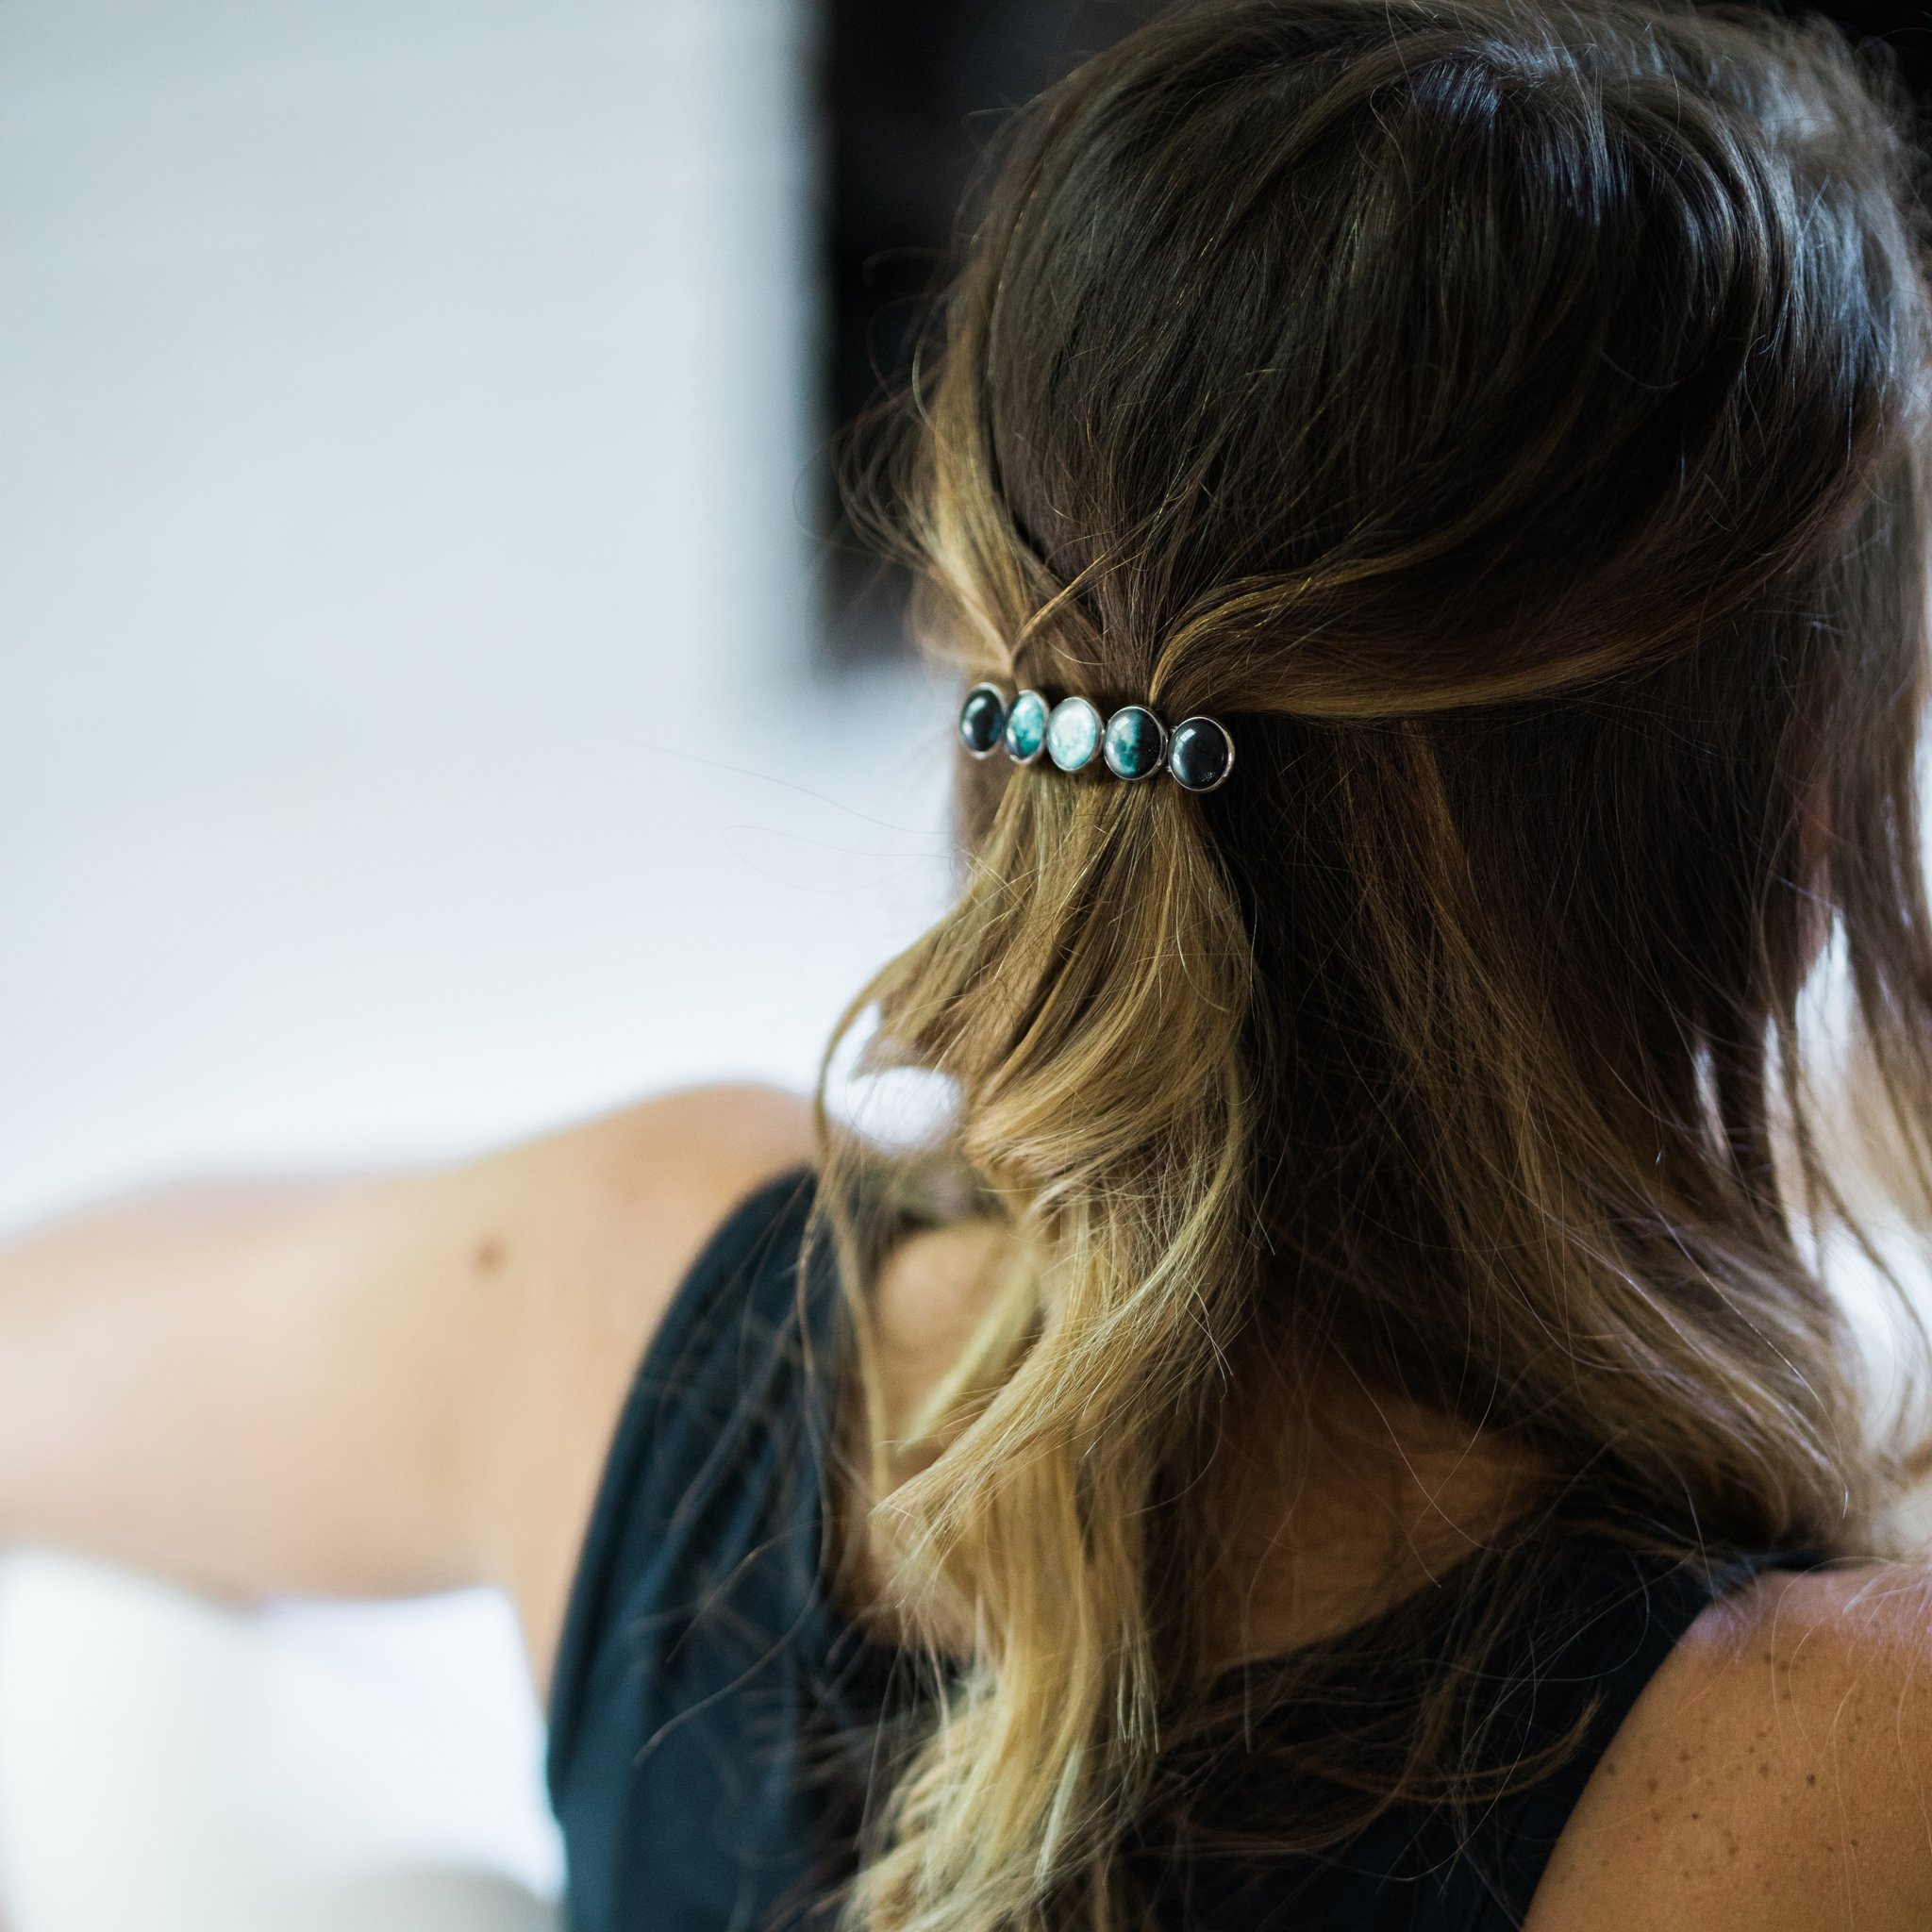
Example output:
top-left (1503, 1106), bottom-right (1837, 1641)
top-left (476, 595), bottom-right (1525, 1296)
top-left (0, 2), bottom-right (954, 1925)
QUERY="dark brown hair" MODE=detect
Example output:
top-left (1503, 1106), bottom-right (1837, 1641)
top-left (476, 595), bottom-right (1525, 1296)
top-left (818, 4), bottom-right (1932, 1926)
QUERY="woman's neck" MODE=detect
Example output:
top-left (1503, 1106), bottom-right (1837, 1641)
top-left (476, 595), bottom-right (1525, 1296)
top-left (1201, 1355), bottom-right (1545, 1666)
top-left (858, 1219), bottom-right (1544, 1664)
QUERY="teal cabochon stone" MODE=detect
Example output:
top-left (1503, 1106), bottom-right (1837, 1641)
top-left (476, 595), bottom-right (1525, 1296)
top-left (1103, 707), bottom-right (1166, 780)
top-left (1005, 689), bottom-right (1049, 763)
top-left (1046, 696), bottom-right (1103, 771)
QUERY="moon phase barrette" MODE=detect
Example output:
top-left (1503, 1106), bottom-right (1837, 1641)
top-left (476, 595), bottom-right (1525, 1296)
top-left (957, 683), bottom-right (1234, 794)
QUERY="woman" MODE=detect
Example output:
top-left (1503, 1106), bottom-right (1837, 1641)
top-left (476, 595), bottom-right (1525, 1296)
top-left (8, 0), bottom-right (1932, 1925)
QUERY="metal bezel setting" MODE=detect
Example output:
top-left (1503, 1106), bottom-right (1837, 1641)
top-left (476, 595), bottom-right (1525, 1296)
top-left (958, 681), bottom-right (1010, 759)
top-left (1102, 705), bottom-right (1169, 782)
top-left (1166, 715), bottom-right (1236, 793)
top-left (1045, 694), bottom-right (1104, 772)
top-left (1004, 688), bottom-right (1050, 765)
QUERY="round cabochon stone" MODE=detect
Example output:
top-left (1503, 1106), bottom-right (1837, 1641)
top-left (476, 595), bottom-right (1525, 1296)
top-left (958, 683), bottom-right (1008, 757)
top-left (1167, 716), bottom-right (1234, 792)
top-left (1103, 706), bottom-right (1166, 781)
top-left (1005, 689), bottom-right (1049, 764)
top-left (1046, 695), bottom-right (1103, 771)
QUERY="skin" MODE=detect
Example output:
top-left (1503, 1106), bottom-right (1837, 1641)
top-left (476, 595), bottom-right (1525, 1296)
top-left (0, 1081), bottom-right (816, 1696)
top-left (0, 1079), bottom-right (1928, 1924)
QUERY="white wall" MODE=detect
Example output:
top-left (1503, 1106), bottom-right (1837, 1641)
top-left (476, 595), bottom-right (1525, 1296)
top-left (0, 5), bottom-right (954, 1927)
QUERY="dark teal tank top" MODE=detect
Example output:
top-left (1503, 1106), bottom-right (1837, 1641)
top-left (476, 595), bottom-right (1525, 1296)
top-left (545, 1168), bottom-right (1808, 1931)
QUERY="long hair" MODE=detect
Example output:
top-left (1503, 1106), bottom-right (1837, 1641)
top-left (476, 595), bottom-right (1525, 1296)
top-left (812, 3), bottom-right (1932, 1927)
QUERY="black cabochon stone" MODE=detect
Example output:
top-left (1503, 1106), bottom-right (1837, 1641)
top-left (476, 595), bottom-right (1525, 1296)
top-left (1167, 716), bottom-right (1234, 792)
top-left (958, 683), bottom-right (1008, 757)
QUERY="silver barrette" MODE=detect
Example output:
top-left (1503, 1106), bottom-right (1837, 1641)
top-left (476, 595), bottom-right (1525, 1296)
top-left (956, 686), bottom-right (1233, 792)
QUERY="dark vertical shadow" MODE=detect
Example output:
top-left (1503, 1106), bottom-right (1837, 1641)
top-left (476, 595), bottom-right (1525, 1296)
top-left (816, 0), bottom-right (1161, 664)
top-left (1797, 2), bottom-right (1932, 98)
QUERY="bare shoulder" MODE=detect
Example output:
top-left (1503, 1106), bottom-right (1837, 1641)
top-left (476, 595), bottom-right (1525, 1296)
top-left (447, 1081), bottom-right (816, 1394)
top-left (455, 1082), bottom-right (815, 1687)
top-left (1527, 1558), bottom-right (1932, 1932)
top-left (525, 1080), bottom-right (817, 1271)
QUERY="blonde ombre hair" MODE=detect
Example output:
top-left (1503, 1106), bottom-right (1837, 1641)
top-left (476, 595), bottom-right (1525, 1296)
top-left (811, 3), bottom-right (1932, 1927)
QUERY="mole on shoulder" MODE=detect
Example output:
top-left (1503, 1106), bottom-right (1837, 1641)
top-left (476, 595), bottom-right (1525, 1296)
top-left (475, 1237), bottom-right (508, 1274)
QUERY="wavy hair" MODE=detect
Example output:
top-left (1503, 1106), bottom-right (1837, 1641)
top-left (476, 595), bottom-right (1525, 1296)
top-left (812, 3), bottom-right (1932, 1927)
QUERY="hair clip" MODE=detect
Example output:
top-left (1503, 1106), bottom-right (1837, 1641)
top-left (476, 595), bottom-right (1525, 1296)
top-left (957, 685), bottom-right (1233, 792)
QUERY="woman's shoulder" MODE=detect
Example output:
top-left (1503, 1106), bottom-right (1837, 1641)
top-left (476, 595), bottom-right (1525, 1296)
top-left (554, 1081), bottom-right (816, 1228)
top-left (1527, 1557), bottom-right (1932, 1932)
top-left (491, 1080), bottom-right (818, 1425)
top-left (479, 1081), bottom-right (817, 1686)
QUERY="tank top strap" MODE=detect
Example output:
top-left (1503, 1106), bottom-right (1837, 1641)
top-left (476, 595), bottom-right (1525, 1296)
top-left (1133, 1536), bottom-right (1819, 1930)
top-left (1472, 1538), bottom-right (1818, 1922)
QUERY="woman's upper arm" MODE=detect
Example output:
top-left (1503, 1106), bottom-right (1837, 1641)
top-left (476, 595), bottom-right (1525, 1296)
top-left (0, 1082), bottom-right (814, 1687)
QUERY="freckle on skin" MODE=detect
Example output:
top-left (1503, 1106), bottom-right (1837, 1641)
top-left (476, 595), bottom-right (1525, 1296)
top-left (1647, 1777), bottom-right (1659, 1795)
top-left (475, 1237), bottom-right (507, 1274)
top-left (1806, 1774), bottom-right (1817, 1786)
